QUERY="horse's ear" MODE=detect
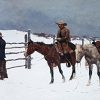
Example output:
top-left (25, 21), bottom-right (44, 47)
top-left (92, 41), bottom-right (96, 45)
top-left (29, 39), bottom-right (32, 42)
top-left (29, 39), bottom-right (33, 43)
top-left (28, 39), bottom-right (33, 45)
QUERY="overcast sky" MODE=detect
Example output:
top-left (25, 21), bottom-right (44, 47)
top-left (0, 0), bottom-right (100, 37)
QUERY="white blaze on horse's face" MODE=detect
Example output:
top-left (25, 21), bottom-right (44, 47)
top-left (75, 44), bottom-right (83, 63)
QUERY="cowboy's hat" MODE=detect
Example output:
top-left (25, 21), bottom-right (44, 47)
top-left (56, 20), bottom-right (67, 26)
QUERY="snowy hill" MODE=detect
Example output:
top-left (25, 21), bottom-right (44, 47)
top-left (0, 30), bottom-right (100, 100)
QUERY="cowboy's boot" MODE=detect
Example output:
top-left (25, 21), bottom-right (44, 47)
top-left (67, 62), bottom-right (71, 67)
top-left (64, 53), bottom-right (71, 67)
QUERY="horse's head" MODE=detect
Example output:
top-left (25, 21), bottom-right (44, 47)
top-left (75, 44), bottom-right (84, 63)
top-left (24, 39), bottom-right (35, 57)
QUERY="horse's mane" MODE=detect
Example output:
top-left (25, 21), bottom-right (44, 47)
top-left (82, 44), bottom-right (100, 58)
top-left (35, 42), bottom-right (54, 47)
top-left (83, 44), bottom-right (94, 50)
top-left (76, 44), bottom-right (97, 54)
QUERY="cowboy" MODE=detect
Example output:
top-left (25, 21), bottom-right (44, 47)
top-left (0, 32), bottom-right (8, 80)
top-left (55, 20), bottom-right (76, 67)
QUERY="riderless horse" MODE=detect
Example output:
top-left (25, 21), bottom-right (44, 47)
top-left (76, 44), bottom-right (100, 86)
top-left (25, 40), bottom-right (76, 84)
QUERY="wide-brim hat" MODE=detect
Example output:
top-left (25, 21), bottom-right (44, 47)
top-left (0, 32), bottom-right (3, 37)
top-left (56, 20), bottom-right (67, 26)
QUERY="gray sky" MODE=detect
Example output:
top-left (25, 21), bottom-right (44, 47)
top-left (0, 0), bottom-right (100, 37)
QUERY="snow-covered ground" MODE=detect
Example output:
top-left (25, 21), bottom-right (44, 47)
top-left (0, 30), bottom-right (100, 100)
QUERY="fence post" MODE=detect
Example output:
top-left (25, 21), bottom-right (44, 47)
top-left (82, 38), bottom-right (84, 46)
top-left (27, 29), bottom-right (31, 69)
top-left (25, 34), bottom-right (28, 68)
top-left (28, 29), bottom-right (31, 42)
top-left (53, 35), bottom-right (55, 43)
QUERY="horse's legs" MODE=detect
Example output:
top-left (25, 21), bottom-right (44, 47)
top-left (87, 65), bottom-right (93, 86)
top-left (69, 52), bottom-right (76, 80)
top-left (69, 65), bottom-right (76, 80)
top-left (97, 68), bottom-right (100, 86)
top-left (97, 61), bottom-right (100, 85)
top-left (58, 64), bottom-right (65, 82)
top-left (49, 67), bottom-right (54, 84)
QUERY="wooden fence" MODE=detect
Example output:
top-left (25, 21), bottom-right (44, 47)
top-left (6, 29), bottom-right (31, 69)
top-left (6, 29), bottom-right (100, 70)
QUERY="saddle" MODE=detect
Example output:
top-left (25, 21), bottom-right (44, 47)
top-left (55, 41), bottom-right (76, 54)
top-left (55, 41), bottom-right (76, 67)
top-left (92, 41), bottom-right (100, 54)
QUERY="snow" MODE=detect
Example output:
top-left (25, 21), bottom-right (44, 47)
top-left (0, 30), bottom-right (100, 100)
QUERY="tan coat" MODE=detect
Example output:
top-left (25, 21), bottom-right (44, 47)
top-left (57, 27), bottom-right (71, 41)
top-left (56, 27), bottom-right (72, 54)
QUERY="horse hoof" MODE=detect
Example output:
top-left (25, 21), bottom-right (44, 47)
top-left (49, 81), bottom-right (54, 84)
top-left (49, 82), bottom-right (53, 84)
top-left (67, 62), bottom-right (71, 67)
top-left (69, 76), bottom-right (73, 80)
top-left (63, 80), bottom-right (65, 83)
top-left (86, 81), bottom-right (91, 86)
top-left (69, 78), bottom-right (72, 81)
top-left (62, 78), bottom-right (66, 83)
top-left (86, 83), bottom-right (90, 86)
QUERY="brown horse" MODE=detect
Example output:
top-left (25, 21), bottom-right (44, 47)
top-left (25, 40), bottom-right (76, 84)
top-left (92, 40), bottom-right (100, 54)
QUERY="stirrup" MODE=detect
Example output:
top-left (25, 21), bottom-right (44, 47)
top-left (58, 52), bottom-right (63, 55)
top-left (67, 62), bottom-right (71, 67)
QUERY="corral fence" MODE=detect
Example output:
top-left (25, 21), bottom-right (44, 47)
top-left (6, 29), bottom-right (100, 70)
top-left (6, 29), bottom-right (31, 70)
top-left (76, 36), bottom-right (100, 45)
